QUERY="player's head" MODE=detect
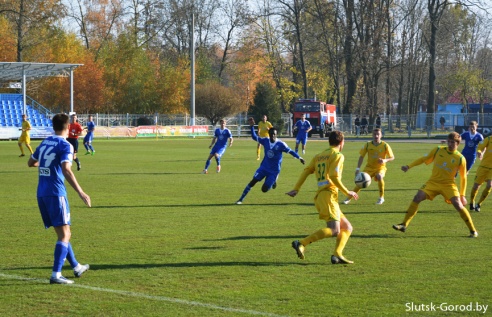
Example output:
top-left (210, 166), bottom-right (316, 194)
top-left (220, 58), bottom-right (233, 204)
top-left (219, 119), bottom-right (226, 127)
top-left (372, 128), bottom-right (382, 141)
top-left (71, 114), bottom-right (77, 123)
top-left (22, 114), bottom-right (26, 121)
top-left (447, 132), bottom-right (461, 150)
top-left (262, 115), bottom-right (267, 122)
top-left (88, 115), bottom-right (93, 121)
top-left (469, 121), bottom-right (477, 132)
top-left (268, 127), bottom-right (277, 142)
top-left (301, 114), bottom-right (306, 120)
top-left (53, 114), bottom-right (70, 134)
top-left (329, 131), bottom-right (344, 148)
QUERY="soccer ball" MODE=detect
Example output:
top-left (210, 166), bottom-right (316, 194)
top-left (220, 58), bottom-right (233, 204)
top-left (354, 172), bottom-right (371, 188)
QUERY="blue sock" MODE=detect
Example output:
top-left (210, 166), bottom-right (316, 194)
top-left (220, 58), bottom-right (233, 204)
top-left (53, 241), bottom-right (69, 273)
top-left (89, 145), bottom-right (94, 151)
top-left (84, 144), bottom-right (89, 151)
top-left (239, 185), bottom-right (252, 202)
top-left (66, 243), bottom-right (79, 268)
top-left (205, 160), bottom-right (211, 170)
top-left (216, 157), bottom-right (220, 166)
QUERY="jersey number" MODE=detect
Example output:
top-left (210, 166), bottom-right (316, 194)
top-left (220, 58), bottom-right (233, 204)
top-left (38, 145), bottom-right (56, 167)
top-left (317, 163), bottom-right (326, 181)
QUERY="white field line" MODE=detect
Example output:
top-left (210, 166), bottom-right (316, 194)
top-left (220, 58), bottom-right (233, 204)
top-left (0, 273), bottom-right (289, 317)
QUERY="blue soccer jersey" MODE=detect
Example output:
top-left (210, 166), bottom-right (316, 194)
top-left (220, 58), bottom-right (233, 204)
top-left (295, 120), bottom-right (312, 138)
top-left (84, 121), bottom-right (95, 142)
top-left (250, 126), bottom-right (299, 173)
top-left (211, 127), bottom-right (232, 153)
top-left (32, 135), bottom-right (73, 197)
top-left (461, 131), bottom-right (483, 157)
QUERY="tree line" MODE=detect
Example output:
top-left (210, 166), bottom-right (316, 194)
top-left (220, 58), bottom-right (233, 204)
top-left (0, 0), bottom-right (491, 126)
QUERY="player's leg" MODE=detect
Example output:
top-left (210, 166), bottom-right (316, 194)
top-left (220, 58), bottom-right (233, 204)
top-left (237, 170), bottom-right (264, 204)
top-left (393, 189), bottom-right (426, 232)
top-left (295, 138), bottom-right (300, 153)
top-left (450, 196), bottom-right (477, 237)
top-left (375, 173), bottom-right (385, 204)
top-left (333, 215), bottom-right (354, 264)
top-left (84, 137), bottom-right (90, 153)
top-left (26, 141), bottom-right (33, 154)
top-left (203, 153), bottom-right (214, 173)
top-left (65, 243), bottom-right (90, 277)
top-left (470, 166), bottom-right (487, 210)
top-left (261, 173), bottom-right (278, 192)
top-left (476, 179), bottom-right (492, 212)
top-left (256, 143), bottom-right (261, 160)
top-left (18, 141), bottom-right (25, 156)
top-left (301, 137), bottom-right (307, 154)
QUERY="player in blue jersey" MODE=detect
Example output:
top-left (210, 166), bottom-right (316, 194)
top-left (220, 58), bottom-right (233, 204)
top-left (294, 113), bottom-right (312, 154)
top-left (28, 113), bottom-right (92, 284)
top-left (460, 121), bottom-right (483, 173)
top-left (83, 114), bottom-right (96, 155)
top-left (202, 119), bottom-right (233, 174)
top-left (236, 117), bottom-right (305, 204)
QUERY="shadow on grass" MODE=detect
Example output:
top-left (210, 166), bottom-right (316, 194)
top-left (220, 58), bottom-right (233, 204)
top-left (203, 235), bottom-right (305, 241)
top-left (92, 202), bottom-right (311, 209)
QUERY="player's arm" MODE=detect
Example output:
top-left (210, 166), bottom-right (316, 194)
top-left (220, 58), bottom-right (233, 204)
top-left (402, 147), bottom-right (438, 171)
top-left (306, 122), bottom-right (312, 133)
top-left (458, 157), bottom-right (467, 198)
top-left (329, 155), bottom-right (358, 200)
top-left (62, 161), bottom-right (91, 207)
top-left (28, 156), bottom-right (39, 167)
top-left (477, 138), bottom-right (488, 160)
top-left (228, 136), bottom-right (233, 147)
top-left (286, 148), bottom-right (305, 164)
top-left (209, 136), bottom-right (217, 148)
top-left (355, 155), bottom-right (364, 175)
top-left (249, 122), bottom-right (260, 142)
top-left (380, 146), bottom-right (395, 165)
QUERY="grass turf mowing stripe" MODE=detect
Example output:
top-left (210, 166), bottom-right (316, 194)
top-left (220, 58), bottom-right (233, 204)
top-left (0, 273), bottom-right (289, 317)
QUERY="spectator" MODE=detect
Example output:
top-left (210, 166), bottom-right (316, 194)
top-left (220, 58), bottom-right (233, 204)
top-left (440, 116), bottom-right (446, 130)
top-left (354, 115), bottom-right (360, 135)
top-left (375, 115), bottom-right (381, 129)
top-left (361, 116), bottom-right (369, 135)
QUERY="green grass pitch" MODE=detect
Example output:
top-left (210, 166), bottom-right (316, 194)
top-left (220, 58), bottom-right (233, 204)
top-left (0, 137), bottom-right (490, 316)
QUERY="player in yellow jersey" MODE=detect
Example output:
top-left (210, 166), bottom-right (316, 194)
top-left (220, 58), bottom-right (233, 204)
top-left (469, 135), bottom-right (492, 212)
top-left (343, 128), bottom-right (394, 205)
top-left (286, 131), bottom-right (359, 264)
top-left (392, 132), bottom-right (478, 238)
top-left (18, 114), bottom-right (34, 157)
top-left (256, 115), bottom-right (273, 160)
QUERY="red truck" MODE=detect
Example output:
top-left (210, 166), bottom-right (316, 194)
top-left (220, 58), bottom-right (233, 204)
top-left (293, 99), bottom-right (337, 137)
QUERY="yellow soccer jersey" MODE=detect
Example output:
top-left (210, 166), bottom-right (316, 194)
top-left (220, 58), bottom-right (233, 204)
top-left (294, 147), bottom-right (350, 196)
top-left (477, 136), bottom-right (492, 169)
top-left (21, 120), bottom-right (31, 137)
top-left (359, 141), bottom-right (394, 170)
top-left (408, 146), bottom-right (467, 195)
top-left (258, 121), bottom-right (273, 137)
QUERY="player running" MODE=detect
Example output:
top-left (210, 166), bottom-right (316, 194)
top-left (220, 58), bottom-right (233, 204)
top-left (202, 119), bottom-right (233, 174)
top-left (460, 121), bottom-right (483, 174)
top-left (18, 114), bottom-right (34, 157)
top-left (343, 128), bottom-right (394, 205)
top-left (294, 113), bottom-right (312, 155)
top-left (236, 117), bottom-right (304, 204)
top-left (393, 132), bottom-right (478, 238)
top-left (287, 131), bottom-right (358, 264)
top-left (83, 114), bottom-right (96, 155)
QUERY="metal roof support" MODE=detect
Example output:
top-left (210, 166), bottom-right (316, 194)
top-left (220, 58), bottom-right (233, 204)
top-left (22, 69), bottom-right (26, 114)
top-left (70, 67), bottom-right (74, 113)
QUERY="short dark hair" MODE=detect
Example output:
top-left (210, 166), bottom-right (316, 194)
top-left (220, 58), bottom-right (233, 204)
top-left (329, 130), bottom-right (344, 146)
top-left (268, 127), bottom-right (277, 136)
top-left (448, 132), bottom-right (461, 144)
top-left (52, 113), bottom-right (70, 132)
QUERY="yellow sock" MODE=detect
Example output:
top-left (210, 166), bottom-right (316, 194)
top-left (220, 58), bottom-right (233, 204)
top-left (257, 148), bottom-right (260, 157)
top-left (334, 229), bottom-right (352, 257)
top-left (470, 186), bottom-right (479, 205)
top-left (18, 144), bottom-right (24, 155)
top-left (27, 144), bottom-right (33, 154)
top-left (478, 187), bottom-right (491, 205)
top-left (378, 178), bottom-right (385, 198)
top-left (402, 201), bottom-right (419, 227)
top-left (458, 208), bottom-right (477, 232)
top-left (300, 228), bottom-right (333, 246)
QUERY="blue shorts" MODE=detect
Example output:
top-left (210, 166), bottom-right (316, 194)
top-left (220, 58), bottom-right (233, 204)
top-left (37, 196), bottom-right (71, 229)
top-left (462, 153), bottom-right (476, 171)
top-left (210, 144), bottom-right (227, 157)
top-left (253, 167), bottom-right (279, 189)
top-left (84, 133), bottom-right (93, 144)
top-left (296, 135), bottom-right (308, 145)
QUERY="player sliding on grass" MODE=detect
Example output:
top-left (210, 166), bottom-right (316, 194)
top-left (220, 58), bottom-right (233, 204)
top-left (343, 128), bottom-right (394, 205)
top-left (393, 132), bottom-right (478, 238)
top-left (235, 117), bottom-right (304, 204)
top-left (202, 119), bottom-right (233, 174)
top-left (287, 131), bottom-right (359, 264)
top-left (28, 113), bottom-right (92, 284)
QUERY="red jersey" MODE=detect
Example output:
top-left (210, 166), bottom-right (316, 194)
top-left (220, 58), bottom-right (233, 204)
top-left (68, 122), bottom-right (83, 139)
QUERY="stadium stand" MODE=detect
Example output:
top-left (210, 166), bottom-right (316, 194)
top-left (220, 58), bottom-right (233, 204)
top-left (0, 94), bottom-right (52, 127)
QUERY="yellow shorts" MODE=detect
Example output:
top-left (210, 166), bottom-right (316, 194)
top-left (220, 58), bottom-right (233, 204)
top-left (363, 166), bottom-right (386, 180)
top-left (474, 166), bottom-right (492, 185)
top-left (18, 135), bottom-right (30, 144)
top-left (419, 181), bottom-right (459, 203)
top-left (314, 189), bottom-right (345, 222)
